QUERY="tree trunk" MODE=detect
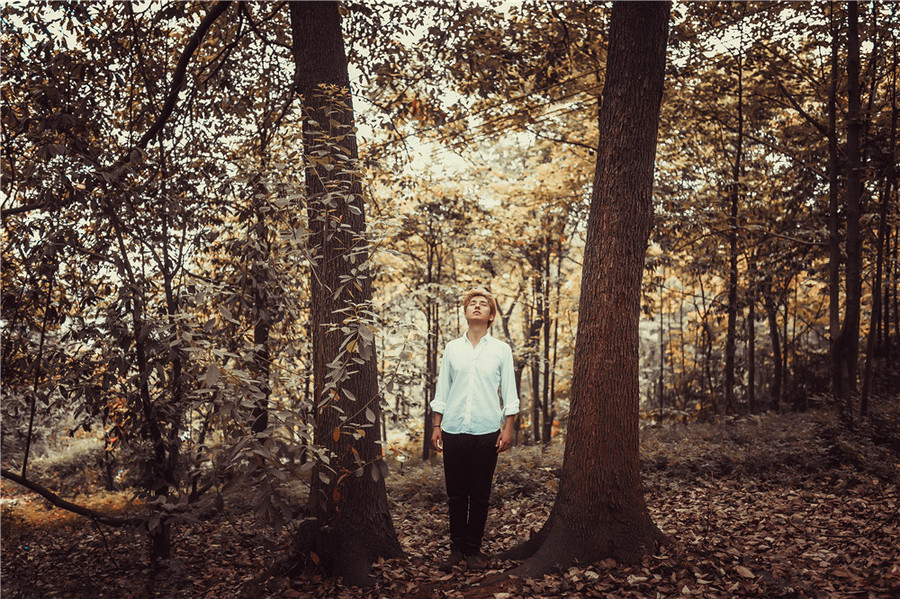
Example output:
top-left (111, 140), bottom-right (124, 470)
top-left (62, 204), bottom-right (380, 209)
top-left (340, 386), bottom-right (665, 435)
top-left (764, 288), bottom-right (783, 412)
top-left (250, 178), bottom-right (272, 434)
top-left (502, 1), bottom-right (670, 576)
top-left (541, 239), bottom-right (552, 445)
top-left (828, 2), bottom-right (844, 406)
top-left (657, 280), bottom-right (665, 422)
top-left (286, 2), bottom-right (402, 586)
top-left (861, 65), bottom-right (897, 413)
top-left (747, 251), bottom-right (757, 414)
top-left (837, 0), bottom-right (864, 418)
top-left (724, 21), bottom-right (744, 416)
top-left (530, 276), bottom-right (543, 444)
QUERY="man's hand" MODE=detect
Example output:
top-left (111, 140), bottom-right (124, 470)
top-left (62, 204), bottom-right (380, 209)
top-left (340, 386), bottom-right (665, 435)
top-left (496, 427), bottom-right (513, 453)
top-left (432, 426), bottom-right (443, 452)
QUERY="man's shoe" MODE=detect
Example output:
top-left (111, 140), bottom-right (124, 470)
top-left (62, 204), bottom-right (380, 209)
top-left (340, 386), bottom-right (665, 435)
top-left (465, 552), bottom-right (487, 571)
top-left (439, 548), bottom-right (465, 572)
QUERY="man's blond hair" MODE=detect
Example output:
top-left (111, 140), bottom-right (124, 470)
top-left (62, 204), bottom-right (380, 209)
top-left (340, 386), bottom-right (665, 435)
top-left (462, 288), bottom-right (497, 327)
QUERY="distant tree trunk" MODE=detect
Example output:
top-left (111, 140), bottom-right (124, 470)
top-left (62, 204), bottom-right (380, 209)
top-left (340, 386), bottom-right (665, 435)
top-left (548, 244), bottom-right (563, 438)
top-left (764, 287), bottom-right (783, 412)
top-left (657, 280), bottom-right (665, 422)
top-left (250, 172), bottom-right (272, 434)
top-left (698, 279), bottom-right (715, 415)
top-left (828, 2), bottom-right (844, 407)
top-left (502, 1), bottom-right (670, 576)
top-left (528, 279), bottom-right (543, 444)
top-left (886, 225), bottom-right (896, 361)
top-left (422, 244), bottom-right (438, 460)
top-left (861, 72), bottom-right (897, 413)
top-left (541, 240), bottom-right (552, 445)
top-left (724, 20), bottom-right (744, 416)
top-left (499, 294), bottom-right (526, 446)
top-left (836, 0), bottom-right (864, 419)
top-left (747, 251), bottom-right (757, 414)
top-left (285, 2), bottom-right (402, 586)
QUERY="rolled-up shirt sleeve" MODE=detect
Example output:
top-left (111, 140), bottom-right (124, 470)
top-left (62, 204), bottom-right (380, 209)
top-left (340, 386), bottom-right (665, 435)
top-left (500, 343), bottom-right (519, 416)
top-left (431, 347), bottom-right (451, 415)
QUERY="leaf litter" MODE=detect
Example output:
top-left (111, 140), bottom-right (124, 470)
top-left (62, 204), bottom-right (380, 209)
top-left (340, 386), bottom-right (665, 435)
top-left (2, 404), bottom-right (898, 598)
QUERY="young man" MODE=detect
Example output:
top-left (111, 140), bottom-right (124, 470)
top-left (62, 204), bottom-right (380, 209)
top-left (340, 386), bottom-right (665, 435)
top-left (431, 288), bottom-right (519, 572)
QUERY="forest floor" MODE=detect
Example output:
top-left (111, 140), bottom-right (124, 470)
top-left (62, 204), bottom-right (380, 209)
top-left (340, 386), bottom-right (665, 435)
top-left (2, 400), bottom-right (899, 598)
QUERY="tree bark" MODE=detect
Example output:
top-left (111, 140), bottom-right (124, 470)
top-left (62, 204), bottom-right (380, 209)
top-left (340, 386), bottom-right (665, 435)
top-left (747, 251), bottom-right (757, 414)
top-left (827, 2), bottom-right (844, 407)
top-left (502, 1), bottom-right (671, 576)
top-left (724, 17), bottom-right (744, 416)
top-left (861, 58), bottom-right (897, 414)
top-left (837, 0), bottom-right (864, 419)
top-left (285, 2), bottom-right (402, 587)
top-left (764, 287), bottom-right (783, 412)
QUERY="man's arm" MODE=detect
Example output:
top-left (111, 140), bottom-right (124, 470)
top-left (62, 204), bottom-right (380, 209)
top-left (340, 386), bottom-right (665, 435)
top-left (431, 346), bottom-right (452, 452)
top-left (432, 412), bottom-right (443, 452)
top-left (496, 414), bottom-right (516, 453)
top-left (497, 344), bottom-right (519, 453)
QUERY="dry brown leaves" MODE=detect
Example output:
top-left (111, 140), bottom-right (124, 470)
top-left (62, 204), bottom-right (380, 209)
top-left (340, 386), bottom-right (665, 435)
top-left (2, 407), bottom-right (898, 598)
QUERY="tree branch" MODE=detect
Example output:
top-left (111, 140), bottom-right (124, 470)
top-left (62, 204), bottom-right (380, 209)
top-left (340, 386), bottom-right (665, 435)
top-left (130, 0), bottom-right (233, 153)
top-left (0, 468), bottom-right (144, 528)
top-left (2, 1), bottom-right (234, 220)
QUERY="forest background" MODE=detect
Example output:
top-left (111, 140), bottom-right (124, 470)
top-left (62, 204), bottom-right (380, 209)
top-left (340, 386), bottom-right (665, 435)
top-left (1, 1), bottom-right (898, 597)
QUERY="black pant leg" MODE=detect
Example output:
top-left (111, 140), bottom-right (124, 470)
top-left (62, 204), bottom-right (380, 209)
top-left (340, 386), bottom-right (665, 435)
top-left (441, 432), bottom-right (470, 552)
top-left (464, 431), bottom-right (499, 554)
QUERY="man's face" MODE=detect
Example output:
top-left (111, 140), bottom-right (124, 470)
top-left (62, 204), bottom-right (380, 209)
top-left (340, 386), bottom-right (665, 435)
top-left (465, 296), bottom-right (492, 325)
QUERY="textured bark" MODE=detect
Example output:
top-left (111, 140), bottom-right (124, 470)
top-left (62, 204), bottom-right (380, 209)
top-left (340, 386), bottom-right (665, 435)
top-left (286, 2), bottom-right (402, 587)
top-left (502, 1), bottom-right (671, 577)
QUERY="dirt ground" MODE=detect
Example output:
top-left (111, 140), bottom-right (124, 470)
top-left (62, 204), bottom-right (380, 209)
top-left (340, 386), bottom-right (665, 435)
top-left (2, 405), bottom-right (899, 598)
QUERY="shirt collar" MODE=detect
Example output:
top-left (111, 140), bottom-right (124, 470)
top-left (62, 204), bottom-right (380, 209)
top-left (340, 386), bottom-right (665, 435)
top-left (461, 331), bottom-right (493, 341)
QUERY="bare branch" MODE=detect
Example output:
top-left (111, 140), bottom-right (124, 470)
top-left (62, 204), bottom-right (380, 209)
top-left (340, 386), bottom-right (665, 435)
top-left (0, 468), bottom-right (144, 528)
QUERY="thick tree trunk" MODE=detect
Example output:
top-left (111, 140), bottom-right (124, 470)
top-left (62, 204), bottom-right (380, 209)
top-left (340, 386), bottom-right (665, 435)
top-left (286, 2), bottom-right (402, 587)
top-left (502, 1), bottom-right (670, 577)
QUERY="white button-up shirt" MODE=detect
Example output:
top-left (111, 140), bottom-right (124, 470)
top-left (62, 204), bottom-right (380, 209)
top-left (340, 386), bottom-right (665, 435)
top-left (431, 332), bottom-right (520, 435)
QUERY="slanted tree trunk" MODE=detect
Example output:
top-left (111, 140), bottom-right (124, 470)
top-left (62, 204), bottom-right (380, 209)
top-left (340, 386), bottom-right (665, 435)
top-left (501, 1), bottom-right (671, 576)
top-left (285, 2), bottom-right (402, 586)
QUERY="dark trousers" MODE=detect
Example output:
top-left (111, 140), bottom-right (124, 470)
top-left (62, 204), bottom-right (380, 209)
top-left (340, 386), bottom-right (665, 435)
top-left (442, 431), bottom-right (499, 555)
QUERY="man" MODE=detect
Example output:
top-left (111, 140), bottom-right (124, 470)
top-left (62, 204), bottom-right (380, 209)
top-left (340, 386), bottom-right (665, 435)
top-left (431, 287), bottom-right (519, 572)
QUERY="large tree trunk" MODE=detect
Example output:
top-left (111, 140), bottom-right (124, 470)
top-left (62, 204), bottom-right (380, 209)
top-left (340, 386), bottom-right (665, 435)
top-left (501, 1), bottom-right (670, 577)
top-left (286, 2), bottom-right (402, 587)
